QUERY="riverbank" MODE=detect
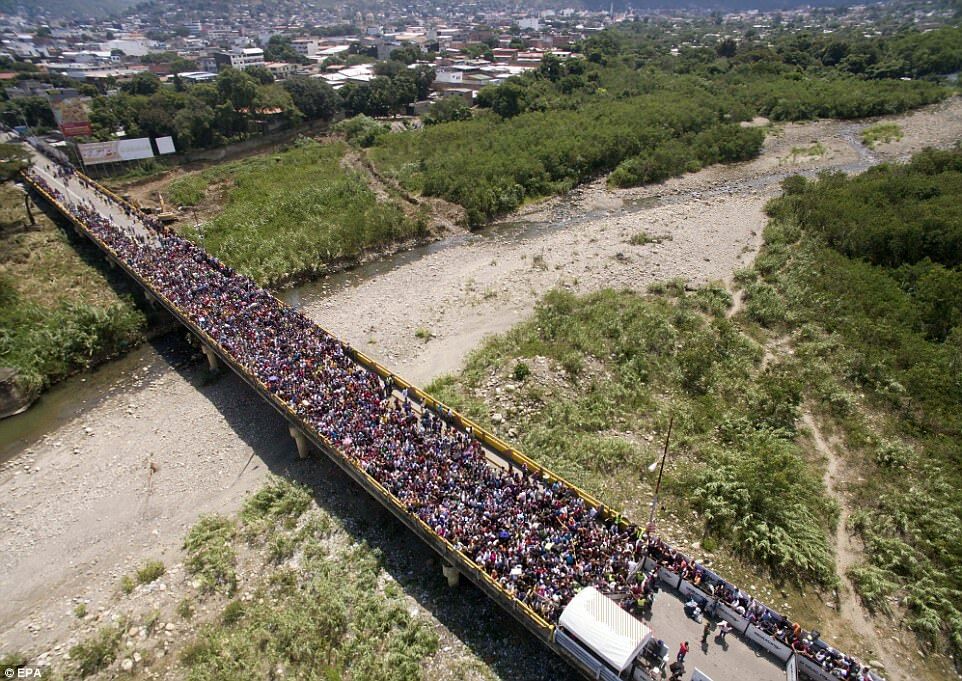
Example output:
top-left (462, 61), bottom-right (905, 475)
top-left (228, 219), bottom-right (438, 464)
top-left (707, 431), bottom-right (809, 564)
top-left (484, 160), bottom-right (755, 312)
top-left (0, 182), bottom-right (150, 417)
top-left (2, 97), bottom-right (961, 678)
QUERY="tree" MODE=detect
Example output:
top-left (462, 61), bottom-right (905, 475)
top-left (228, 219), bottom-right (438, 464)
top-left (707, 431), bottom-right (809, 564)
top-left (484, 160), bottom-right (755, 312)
top-left (282, 76), bottom-right (339, 121)
top-left (423, 97), bottom-right (472, 125)
top-left (366, 77), bottom-right (395, 117)
top-left (373, 60), bottom-right (407, 78)
top-left (264, 35), bottom-right (309, 65)
top-left (388, 73), bottom-right (417, 114)
top-left (477, 81), bottom-right (527, 118)
top-left (716, 38), bottom-right (738, 59)
top-left (246, 65), bottom-right (275, 85)
top-left (538, 53), bottom-right (563, 82)
top-left (412, 64), bottom-right (436, 100)
top-left (216, 68), bottom-right (258, 110)
top-left (173, 102), bottom-right (217, 149)
top-left (1, 96), bottom-right (56, 129)
top-left (253, 84), bottom-right (301, 123)
top-left (389, 43), bottom-right (422, 65)
top-left (0, 143), bottom-right (29, 182)
top-left (340, 83), bottom-right (371, 118)
top-left (121, 72), bottom-right (161, 96)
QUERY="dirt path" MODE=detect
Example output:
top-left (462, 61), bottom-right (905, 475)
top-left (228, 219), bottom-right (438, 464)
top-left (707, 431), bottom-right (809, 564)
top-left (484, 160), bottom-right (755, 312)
top-left (803, 411), bottom-right (907, 681)
top-left (3, 97), bottom-right (962, 676)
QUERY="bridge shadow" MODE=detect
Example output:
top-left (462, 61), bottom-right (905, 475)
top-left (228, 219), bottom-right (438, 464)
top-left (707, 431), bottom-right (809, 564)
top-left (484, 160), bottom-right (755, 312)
top-left (158, 351), bottom-right (578, 681)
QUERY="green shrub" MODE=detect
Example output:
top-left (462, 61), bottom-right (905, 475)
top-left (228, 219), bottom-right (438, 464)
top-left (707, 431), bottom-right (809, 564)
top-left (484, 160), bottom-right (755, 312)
top-left (334, 114), bottom-right (389, 147)
top-left (848, 565), bottom-right (898, 613)
top-left (860, 123), bottom-right (903, 148)
top-left (513, 360), bottom-right (531, 381)
top-left (119, 574), bottom-right (135, 595)
top-left (688, 430), bottom-right (838, 585)
top-left (744, 281), bottom-right (787, 327)
top-left (221, 600), bottom-right (246, 625)
top-left (242, 476), bottom-right (312, 525)
top-left (70, 625), bottom-right (122, 677)
top-left (0, 653), bottom-right (28, 674)
top-left (184, 515), bottom-right (237, 595)
top-left (182, 139), bottom-right (423, 286)
top-left (136, 559), bottom-right (166, 584)
top-left (177, 597), bottom-right (194, 620)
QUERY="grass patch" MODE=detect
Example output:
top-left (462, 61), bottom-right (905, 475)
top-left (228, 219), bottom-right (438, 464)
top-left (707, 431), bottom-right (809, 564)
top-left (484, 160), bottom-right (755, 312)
top-left (177, 597), bottom-right (194, 621)
top-left (860, 123), bottom-right (903, 148)
top-left (184, 515), bottom-right (237, 595)
top-left (119, 574), bottom-right (135, 595)
top-left (178, 137), bottom-right (425, 286)
top-left (70, 624), bottom-right (123, 677)
top-left (414, 327), bottom-right (433, 341)
top-left (178, 482), bottom-right (439, 681)
top-left (0, 184), bottom-right (147, 397)
top-left (136, 559), bottom-right (166, 584)
top-left (166, 175), bottom-right (207, 207)
top-left (788, 142), bottom-right (827, 160)
top-left (628, 230), bottom-right (671, 246)
top-left (74, 602), bottom-right (87, 619)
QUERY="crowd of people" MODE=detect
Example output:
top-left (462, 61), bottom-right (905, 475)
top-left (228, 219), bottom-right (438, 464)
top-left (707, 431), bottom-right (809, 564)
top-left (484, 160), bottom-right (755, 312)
top-left (647, 537), bottom-right (879, 680)
top-left (23, 149), bottom-right (881, 681)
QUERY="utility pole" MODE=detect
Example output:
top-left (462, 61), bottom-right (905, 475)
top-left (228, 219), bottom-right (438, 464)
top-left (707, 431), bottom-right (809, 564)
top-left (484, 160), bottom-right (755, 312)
top-left (646, 414), bottom-right (673, 535)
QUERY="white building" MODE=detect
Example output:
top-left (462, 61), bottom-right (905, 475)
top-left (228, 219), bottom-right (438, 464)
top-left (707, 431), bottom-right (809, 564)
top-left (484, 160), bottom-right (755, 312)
top-left (213, 47), bottom-right (264, 71)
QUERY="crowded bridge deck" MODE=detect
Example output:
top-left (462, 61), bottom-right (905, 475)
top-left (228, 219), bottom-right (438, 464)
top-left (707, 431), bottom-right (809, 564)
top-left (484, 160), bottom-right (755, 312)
top-left (17, 136), bottom-right (881, 681)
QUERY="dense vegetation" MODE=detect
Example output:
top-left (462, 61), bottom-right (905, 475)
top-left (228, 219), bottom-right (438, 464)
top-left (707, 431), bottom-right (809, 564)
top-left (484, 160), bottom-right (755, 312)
top-left (428, 283), bottom-right (838, 586)
top-left (757, 149), bottom-right (962, 656)
top-left (368, 23), bottom-right (953, 225)
top-left (0, 183), bottom-right (146, 396)
top-left (425, 147), bottom-right (962, 661)
top-left (172, 138), bottom-right (426, 286)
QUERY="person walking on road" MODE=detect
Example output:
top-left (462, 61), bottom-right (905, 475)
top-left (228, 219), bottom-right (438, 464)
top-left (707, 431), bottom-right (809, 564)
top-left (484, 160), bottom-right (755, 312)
top-left (718, 621), bottom-right (733, 641)
top-left (677, 641), bottom-right (689, 663)
top-left (702, 619), bottom-right (714, 644)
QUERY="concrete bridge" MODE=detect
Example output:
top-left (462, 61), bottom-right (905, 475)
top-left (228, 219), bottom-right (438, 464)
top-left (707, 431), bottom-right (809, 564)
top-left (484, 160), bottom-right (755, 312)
top-left (16, 138), bottom-right (871, 681)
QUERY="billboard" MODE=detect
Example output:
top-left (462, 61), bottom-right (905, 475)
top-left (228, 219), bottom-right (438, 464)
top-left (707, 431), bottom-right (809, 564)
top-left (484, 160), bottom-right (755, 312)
top-left (155, 136), bottom-right (176, 155)
top-left (47, 90), bottom-right (92, 137)
top-left (79, 138), bottom-right (155, 165)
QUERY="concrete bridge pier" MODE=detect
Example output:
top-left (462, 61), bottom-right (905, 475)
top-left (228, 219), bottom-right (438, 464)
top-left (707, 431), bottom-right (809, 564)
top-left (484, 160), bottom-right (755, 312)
top-left (442, 562), bottom-right (460, 587)
top-left (288, 425), bottom-right (313, 459)
top-left (200, 343), bottom-right (220, 372)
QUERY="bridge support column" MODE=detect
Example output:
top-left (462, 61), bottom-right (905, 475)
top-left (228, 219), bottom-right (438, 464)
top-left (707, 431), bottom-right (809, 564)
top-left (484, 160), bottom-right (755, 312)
top-left (441, 562), bottom-right (460, 587)
top-left (200, 344), bottom-right (220, 372)
top-left (289, 425), bottom-right (312, 459)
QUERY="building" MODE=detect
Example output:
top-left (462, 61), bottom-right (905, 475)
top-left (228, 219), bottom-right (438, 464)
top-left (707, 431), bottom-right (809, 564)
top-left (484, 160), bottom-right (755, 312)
top-left (291, 38), bottom-right (319, 57)
top-left (177, 71), bottom-right (218, 83)
top-left (264, 61), bottom-right (297, 80)
top-left (213, 47), bottom-right (264, 71)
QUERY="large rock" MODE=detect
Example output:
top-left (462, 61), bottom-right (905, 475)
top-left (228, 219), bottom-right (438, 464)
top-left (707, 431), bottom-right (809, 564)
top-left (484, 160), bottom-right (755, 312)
top-left (0, 367), bottom-right (35, 419)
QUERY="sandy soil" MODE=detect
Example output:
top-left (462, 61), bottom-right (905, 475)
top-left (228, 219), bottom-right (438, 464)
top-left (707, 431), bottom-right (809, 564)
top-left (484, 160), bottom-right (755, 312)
top-left (2, 96), bottom-right (962, 678)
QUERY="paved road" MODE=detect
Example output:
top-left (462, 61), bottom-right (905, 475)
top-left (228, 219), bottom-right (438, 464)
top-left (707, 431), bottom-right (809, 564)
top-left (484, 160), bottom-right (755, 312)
top-left (644, 588), bottom-right (786, 681)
